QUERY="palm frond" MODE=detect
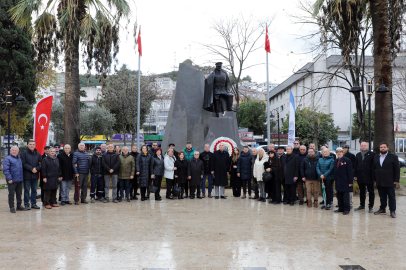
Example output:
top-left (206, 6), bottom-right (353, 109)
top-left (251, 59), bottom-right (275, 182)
top-left (34, 12), bottom-right (57, 38)
top-left (9, 0), bottom-right (43, 29)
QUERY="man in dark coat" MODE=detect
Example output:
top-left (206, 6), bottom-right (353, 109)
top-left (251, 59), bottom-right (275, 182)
top-left (203, 62), bottom-right (234, 117)
top-left (72, 143), bottom-right (90, 204)
top-left (89, 146), bottom-right (104, 203)
top-left (372, 142), bottom-right (400, 218)
top-left (102, 144), bottom-right (121, 203)
top-left (41, 148), bottom-right (62, 209)
top-left (237, 146), bottom-right (252, 198)
top-left (211, 143), bottom-right (230, 199)
top-left (40, 145), bottom-right (50, 203)
top-left (20, 140), bottom-right (42, 210)
top-left (300, 148), bottom-right (319, 207)
top-left (277, 146), bottom-right (285, 203)
top-left (130, 145), bottom-right (139, 200)
top-left (281, 145), bottom-right (299, 205)
top-left (296, 145), bottom-right (308, 204)
top-left (187, 152), bottom-right (204, 199)
top-left (343, 144), bottom-right (355, 209)
top-left (199, 144), bottom-right (214, 198)
top-left (57, 144), bottom-right (74, 205)
top-left (333, 147), bottom-right (354, 215)
top-left (309, 143), bottom-right (321, 158)
top-left (354, 142), bottom-right (376, 212)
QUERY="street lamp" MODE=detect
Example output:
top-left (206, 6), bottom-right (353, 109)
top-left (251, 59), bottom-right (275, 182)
top-left (270, 108), bottom-right (280, 147)
top-left (350, 76), bottom-right (389, 150)
top-left (0, 87), bottom-right (26, 155)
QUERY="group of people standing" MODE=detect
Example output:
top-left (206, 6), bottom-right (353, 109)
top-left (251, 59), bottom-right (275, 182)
top-left (4, 139), bottom-right (400, 218)
top-left (246, 140), bottom-right (399, 217)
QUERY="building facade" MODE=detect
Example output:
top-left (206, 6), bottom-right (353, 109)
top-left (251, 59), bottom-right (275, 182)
top-left (268, 54), bottom-right (406, 153)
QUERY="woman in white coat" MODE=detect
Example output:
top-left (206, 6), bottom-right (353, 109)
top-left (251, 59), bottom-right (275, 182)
top-left (253, 148), bottom-right (267, 202)
top-left (164, 149), bottom-right (176, 200)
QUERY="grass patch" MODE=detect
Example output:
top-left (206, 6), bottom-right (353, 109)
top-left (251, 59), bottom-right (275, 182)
top-left (0, 184), bottom-right (6, 189)
top-left (400, 168), bottom-right (406, 186)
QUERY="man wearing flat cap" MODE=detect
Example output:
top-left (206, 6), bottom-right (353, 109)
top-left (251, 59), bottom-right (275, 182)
top-left (333, 147), bottom-right (353, 215)
top-left (203, 62), bottom-right (234, 117)
top-left (168, 143), bottom-right (179, 158)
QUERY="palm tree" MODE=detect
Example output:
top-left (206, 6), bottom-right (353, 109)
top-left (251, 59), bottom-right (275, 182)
top-left (10, 0), bottom-right (133, 149)
top-left (313, 0), bottom-right (404, 152)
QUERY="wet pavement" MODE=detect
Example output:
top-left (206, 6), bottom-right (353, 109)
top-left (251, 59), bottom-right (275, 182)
top-left (1, 189), bottom-right (405, 269)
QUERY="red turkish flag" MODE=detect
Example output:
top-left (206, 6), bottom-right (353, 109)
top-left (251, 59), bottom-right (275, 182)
top-left (34, 95), bottom-right (53, 155)
top-left (265, 26), bottom-right (271, 53)
top-left (138, 27), bottom-right (142, 56)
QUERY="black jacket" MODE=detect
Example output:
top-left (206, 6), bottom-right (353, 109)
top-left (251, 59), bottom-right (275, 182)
top-left (354, 150), bottom-right (376, 184)
top-left (372, 152), bottom-right (400, 187)
top-left (130, 151), bottom-right (139, 179)
top-left (237, 152), bottom-right (253, 180)
top-left (300, 155), bottom-right (319, 181)
top-left (89, 154), bottom-right (104, 175)
top-left (174, 159), bottom-right (188, 184)
top-left (251, 154), bottom-right (257, 179)
top-left (334, 157), bottom-right (354, 192)
top-left (297, 151), bottom-right (308, 182)
top-left (229, 157), bottom-right (242, 188)
top-left (211, 150), bottom-right (230, 186)
top-left (187, 158), bottom-right (204, 186)
top-left (281, 153), bottom-right (300, 184)
top-left (199, 151), bottom-right (213, 175)
top-left (42, 156), bottom-right (62, 190)
top-left (264, 156), bottom-right (278, 181)
top-left (20, 149), bottom-right (42, 180)
top-left (150, 155), bottom-right (165, 176)
top-left (136, 153), bottom-right (152, 187)
top-left (57, 152), bottom-right (74, 181)
top-left (102, 151), bottom-right (121, 175)
top-left (344, 152), bottom-right (356, 169)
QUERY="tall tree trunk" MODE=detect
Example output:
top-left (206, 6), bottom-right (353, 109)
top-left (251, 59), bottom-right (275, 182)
top-left (370, 0), bottom-right (395, 153)
top-left (64, 38), bottom-right (81, 151)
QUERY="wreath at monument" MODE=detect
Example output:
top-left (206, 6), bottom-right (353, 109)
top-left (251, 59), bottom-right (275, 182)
top-left (210, 137), bottom-right (237, 156)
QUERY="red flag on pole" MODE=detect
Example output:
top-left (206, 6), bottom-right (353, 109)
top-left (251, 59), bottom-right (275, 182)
top-left (33, 95), bottom-right (53, 155)
top-left (265, 26), bottom-right (271, 53)
top-left (138, 27), bottom-right (142, 56)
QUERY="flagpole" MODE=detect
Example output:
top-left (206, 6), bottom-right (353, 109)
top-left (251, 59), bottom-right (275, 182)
top-left (137, 25), bottom-right (141, 151)
top-left (266, 44), bottom-right (270, 147)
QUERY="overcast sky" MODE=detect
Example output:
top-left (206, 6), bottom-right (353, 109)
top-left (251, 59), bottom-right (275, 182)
top-left (84, 0), bottom-right (322, 85)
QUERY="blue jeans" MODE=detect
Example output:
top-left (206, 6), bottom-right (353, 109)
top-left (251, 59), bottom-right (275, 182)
top-left (24, 178), bottom-right (38, 206)
top-left (119, 179), bottom-right (131, 199)
top-left (201, 174), bottom-right (213, 195)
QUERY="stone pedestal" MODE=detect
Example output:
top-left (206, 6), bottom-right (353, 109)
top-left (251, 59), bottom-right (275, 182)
top-left (196, 112), bottom-right (245, 152)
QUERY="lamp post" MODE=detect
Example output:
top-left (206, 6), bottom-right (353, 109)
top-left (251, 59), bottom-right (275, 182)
top-left (350, 76), bottom-right (389, 151)
top-left (0, 87), bottom-right (26, 155)
top-left (270, 108), bottom-right (280, 147)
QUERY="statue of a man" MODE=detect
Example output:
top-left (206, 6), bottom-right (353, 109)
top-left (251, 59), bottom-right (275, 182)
top-left (203, 62), bottom-right (234, 117)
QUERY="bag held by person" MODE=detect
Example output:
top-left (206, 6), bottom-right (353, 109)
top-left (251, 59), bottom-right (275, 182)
top-left (149, 185), bottom-right (158, 193)
top-left (262, 172), bottom-right (272, 183)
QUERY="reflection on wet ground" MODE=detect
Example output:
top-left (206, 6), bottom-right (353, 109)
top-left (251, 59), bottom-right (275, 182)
top-left (0, 189), bottom-right (405, 269)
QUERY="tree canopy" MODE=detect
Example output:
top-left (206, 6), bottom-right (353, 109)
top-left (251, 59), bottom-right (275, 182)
top-left (238, 99), bottom-right (276, 135)
top-left (282, 107), bottom-right (340, 147)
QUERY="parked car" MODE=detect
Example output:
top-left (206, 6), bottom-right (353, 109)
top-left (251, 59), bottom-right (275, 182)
top-left (399, 157), bottom-right (406, 168)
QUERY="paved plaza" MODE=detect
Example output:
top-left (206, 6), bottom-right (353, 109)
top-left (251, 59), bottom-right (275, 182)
top-left (1, 189), bottom-right (405, 269)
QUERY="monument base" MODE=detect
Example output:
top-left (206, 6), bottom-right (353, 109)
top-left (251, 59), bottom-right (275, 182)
top-left (196, 111), bottom-right (245, 152)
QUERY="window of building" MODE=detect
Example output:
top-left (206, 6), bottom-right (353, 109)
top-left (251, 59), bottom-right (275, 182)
top-left (280, 105), bottom-right (284, 111)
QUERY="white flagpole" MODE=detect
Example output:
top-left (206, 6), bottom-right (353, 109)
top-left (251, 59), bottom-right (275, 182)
top-left (266, 44), bottom-right (270, 146)
top-left (137, 25), bottom-right (141, 151)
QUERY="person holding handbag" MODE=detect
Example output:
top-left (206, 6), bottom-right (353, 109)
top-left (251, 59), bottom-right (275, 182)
top-left (150, 147), bottom-right (165, 201)
top-left (174, 151), bottom-right (188, 199)
top-left (164, 149), bottom-right (176, 200)
top-left (253, 148), bottom-right (267, 202)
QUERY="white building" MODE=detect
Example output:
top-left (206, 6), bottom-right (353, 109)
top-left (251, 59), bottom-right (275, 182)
top-left (268, 54), bottom-right (406, 152)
